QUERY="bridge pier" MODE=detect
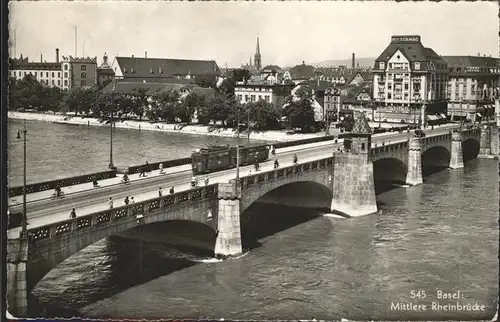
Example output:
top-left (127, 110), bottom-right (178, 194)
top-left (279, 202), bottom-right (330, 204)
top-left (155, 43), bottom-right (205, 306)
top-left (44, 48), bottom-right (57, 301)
top-left (479, 126), bottom-right (492, 155)
top-left (406, 138), bottom-right (423, 186)
top-left (214, 183), bottom-right (242, 258)
top-left (6, 237), bottom-right (28, 317)
top-left (331, 153), bottom-right (377, 217)
top-left (449, 131), bottom-right (464, 169)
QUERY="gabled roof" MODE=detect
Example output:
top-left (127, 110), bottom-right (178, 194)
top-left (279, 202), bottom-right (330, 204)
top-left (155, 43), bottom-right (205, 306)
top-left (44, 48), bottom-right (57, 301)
top-left (116, 57), bottom-right (220, 79)
top-left (441, 56), bottom-right (500, 70)
top-left (374, 35), bottom-right (446, 69)
top-left (262, 65), bottom-right (283, 72)
top-left (305, 80), bottom-right (335, 91)
top-left (351, 112), bottom-right (372, 135)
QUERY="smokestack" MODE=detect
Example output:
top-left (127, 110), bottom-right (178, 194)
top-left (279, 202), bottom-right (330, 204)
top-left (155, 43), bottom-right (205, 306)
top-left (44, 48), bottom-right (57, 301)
top-left (132, 54), bottom-right (134, 58)
top-left (40, 54), bottom-right (43, 63)
top-left (352, 53), bottom-right (355, 69)
top-left (56, 48), bottom-right (59, 63)
top-left (145, 51), bottom-right (147, 58)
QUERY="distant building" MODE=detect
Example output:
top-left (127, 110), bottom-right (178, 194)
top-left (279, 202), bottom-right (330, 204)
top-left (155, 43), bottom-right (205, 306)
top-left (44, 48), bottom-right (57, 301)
top-left (286, 61), bottom-right (316, 84)
top-left (9, 53), bottom-right (63, 88)
top-left (324, 87), bottom-right (344, 121)
top-left (111, 55), bottom-right (220, 84)
top-left (97, 53), bottom-right (115, 88)
top-left (442, 55), bottom-right (500, 122)
top-left (372, 35), bottom-right (449, 124)
top-left (60, 55), bottom-right (98, 90)
top-left (234, 83), bottom-right (294, 108)
top-left (9, 48), bottom-right (97, 90)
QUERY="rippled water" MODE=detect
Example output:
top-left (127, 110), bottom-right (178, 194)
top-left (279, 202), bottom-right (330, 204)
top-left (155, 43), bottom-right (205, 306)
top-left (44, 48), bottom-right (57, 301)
top-left (7, 118), bottom-right (261, 186)
top-left (30, 158), bottom-right (498, 320)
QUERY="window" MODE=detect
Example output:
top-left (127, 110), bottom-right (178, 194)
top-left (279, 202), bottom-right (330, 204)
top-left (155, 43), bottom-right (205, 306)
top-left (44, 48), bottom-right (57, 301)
top-left (388, 93), bottom-right (392, 99)
top-left (81, 80), bottom-right (86, 86)
top-left (64, 80), bottom-right (68, 86)
top-left (52, 72), bottom-right (55, 78)
top-left (58, 72), bottom-right (61, 77)
top-left (81, 72), bottom-right (86, 78)
top-left (64, 72), bottom-right (68, 78)
top-left (64, 64), bottom-right (68, 70)
top-left (34, 72), bottom-right (37, 77)
top-left (24, 71), bottom-right (26, 76)
top-left (258, 95), bottom-right (262, 100)
top-left (58, 80), bottom-right (61, 86)
top-left (52, 80), bottom-right (55, 85)
top-left (361, 143), bottom-right (366, 150)
top-left (265, 96), bottom-right (270, 102)
top-left (46, 72), bottom-right (48, 77)
top-left (380, 62), bottom-right (385, 70)
top-left (81, 65), bottom-right (87, 71)
top-left (404, 83), bottom-right (409, 90)
top-left (244, 95), bottom-right (248, 102)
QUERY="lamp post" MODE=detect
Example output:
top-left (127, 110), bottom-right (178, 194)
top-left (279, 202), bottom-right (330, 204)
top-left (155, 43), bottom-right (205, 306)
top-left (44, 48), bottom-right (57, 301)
top-left (325, 105), bottom-right (330, 136)
top-left (235, 106), bottom-right (241, 197)
top-left (108, 82), bottom-right (116, 169)
top-left (21, 119), bottom-right (27, 238)
top-left (247, 105), bottom-right (251, 143)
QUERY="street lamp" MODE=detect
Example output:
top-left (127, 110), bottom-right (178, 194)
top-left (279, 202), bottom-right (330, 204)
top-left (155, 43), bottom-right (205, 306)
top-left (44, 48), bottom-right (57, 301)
top-left (108, 82), bottom-right (116, 169)
top-left (235, 106), bottom-right (241, 197)
top-left (20, 120), bottom-right (28, 238)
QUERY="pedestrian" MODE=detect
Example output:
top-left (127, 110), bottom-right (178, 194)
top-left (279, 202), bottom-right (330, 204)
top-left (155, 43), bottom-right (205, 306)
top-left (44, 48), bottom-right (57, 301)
top-left (204, 176), bottom-right (209, 186)
top-left (108, 197), bottom-right (114, 209)
top-left (130, 196), bottom-right (135, 204)
top-left (124, 196), bottom-right (129, 205)
top-left (139, 166), bottom-right (145, 177)
top-left (293, 153), bottom-right (298, 164)
top-left (170, 186), bottom-right (175, 194)
top-left (158, 186), bottom-right (163, 197)
top-left (70, 208), bottom-right (76, 219)
top-left (159, 163), bottom-right (164, 174)
top-left (274, 159), bottom-right (280, 169)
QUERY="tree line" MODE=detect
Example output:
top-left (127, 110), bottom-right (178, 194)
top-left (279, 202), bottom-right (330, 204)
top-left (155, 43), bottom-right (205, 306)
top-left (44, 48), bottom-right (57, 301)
top-left (9, 74), bottom-right (329, 133)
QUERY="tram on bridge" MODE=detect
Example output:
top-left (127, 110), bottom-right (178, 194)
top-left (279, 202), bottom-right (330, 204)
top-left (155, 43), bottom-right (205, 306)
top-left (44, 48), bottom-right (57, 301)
top-left (191, 144), bottom-right (270, 175)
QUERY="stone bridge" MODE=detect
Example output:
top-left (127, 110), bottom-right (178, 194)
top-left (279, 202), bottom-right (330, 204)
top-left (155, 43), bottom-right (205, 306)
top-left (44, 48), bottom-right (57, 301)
top-left (6, 124), bottom-right (496, 317)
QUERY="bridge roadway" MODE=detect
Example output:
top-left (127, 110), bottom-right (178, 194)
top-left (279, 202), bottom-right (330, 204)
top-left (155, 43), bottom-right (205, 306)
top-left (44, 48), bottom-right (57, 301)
top-left (8, 123), bottom-right (461, 238)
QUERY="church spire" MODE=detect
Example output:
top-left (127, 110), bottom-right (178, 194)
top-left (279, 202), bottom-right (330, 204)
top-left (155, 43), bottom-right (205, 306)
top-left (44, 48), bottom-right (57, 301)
top-left (254, 37), bottom-right (262, 71)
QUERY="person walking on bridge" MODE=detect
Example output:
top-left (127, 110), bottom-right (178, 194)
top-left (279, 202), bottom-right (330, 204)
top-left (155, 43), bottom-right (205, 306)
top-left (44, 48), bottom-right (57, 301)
top-left (130, 196), bottom-right (135, 204)
top-left (274, 159), bottom-right (280, 169)
top-left (124, 196), bottom-right (130, 205)
top-left (293, 153), bottom-right (298, 165)
top-left (204, 176), bottom-right (210, 186)
top-left (170, 186), bottom-right (175, 194)
top-left (159, 163), bottom-right (164, 174)
top-left (70, 208), bottom-right (76, 219)
top-left (108, 197), bottom-right (114, 209)
top-left (158, 187), bottom-right (163, 197)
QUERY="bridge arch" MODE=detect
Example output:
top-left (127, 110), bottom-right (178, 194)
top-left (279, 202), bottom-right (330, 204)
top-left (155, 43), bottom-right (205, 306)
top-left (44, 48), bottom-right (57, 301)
top-left (26, 186), bottom-right (218, 296)
top-left (462, 138), bottom-right (480, 162)
top-left (372, 157), bottom-right (408, 186)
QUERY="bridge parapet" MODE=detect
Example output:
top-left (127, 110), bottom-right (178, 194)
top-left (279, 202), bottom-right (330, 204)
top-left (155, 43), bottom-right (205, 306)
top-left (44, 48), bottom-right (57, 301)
top-left (236, 157), bottom-right (333, 191)
top-left (26, 184), bottom-right (218, 246)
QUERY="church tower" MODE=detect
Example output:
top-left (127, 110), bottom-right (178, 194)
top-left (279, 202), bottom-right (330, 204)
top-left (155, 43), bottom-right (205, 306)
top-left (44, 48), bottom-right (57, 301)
top-left (254, 37), bottom-right (262, 71)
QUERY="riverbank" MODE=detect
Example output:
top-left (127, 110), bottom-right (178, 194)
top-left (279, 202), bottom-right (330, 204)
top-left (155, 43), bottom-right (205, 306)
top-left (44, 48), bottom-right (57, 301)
top-left (8, 111), bottom-right (324, 142)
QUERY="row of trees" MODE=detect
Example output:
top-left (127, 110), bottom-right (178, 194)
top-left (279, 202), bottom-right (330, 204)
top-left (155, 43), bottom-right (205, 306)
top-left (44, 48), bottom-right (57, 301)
top-left (9, 74), bottom-right (324, 133)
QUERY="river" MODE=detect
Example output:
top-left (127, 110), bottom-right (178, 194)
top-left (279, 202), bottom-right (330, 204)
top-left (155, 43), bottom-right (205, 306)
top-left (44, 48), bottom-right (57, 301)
top-left (8, 119), bottom-right (498, 320)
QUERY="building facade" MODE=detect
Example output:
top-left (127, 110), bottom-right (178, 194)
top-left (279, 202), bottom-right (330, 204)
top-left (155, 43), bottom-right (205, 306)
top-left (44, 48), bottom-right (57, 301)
top-left (442, 55), bottom-right (500, 122)
top-left (9, 49), bottom-right (63, 88)
top-left (9, 49), bottom-right (97, 90)
top-left (235, 84), bottom-right (294, 108)
top-left (372, 35), bottom-right (449, 125)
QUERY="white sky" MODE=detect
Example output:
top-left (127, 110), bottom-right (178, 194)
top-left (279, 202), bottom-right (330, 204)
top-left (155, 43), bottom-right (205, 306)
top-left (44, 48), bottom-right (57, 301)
top-left (9, 1), bottom-right (499, 68)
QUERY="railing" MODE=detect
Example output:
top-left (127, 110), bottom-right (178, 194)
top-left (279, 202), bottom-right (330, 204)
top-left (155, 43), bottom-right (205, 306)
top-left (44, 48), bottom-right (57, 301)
top-left (236, 156), bottom-right (334, 190)
top-left (8, 169), bottom-right (117, 197)
top-left (26, 184), bottom-right (218, 244)
top-left (127, 157), bottom-right (192, 175)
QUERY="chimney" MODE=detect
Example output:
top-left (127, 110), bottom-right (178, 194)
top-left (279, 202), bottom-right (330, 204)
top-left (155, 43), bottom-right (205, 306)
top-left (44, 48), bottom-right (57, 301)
top-left (40, 54), bottom-right (43, 62)
top-left (352, 53), bottom-right (355, 69)
top-left (302, 61), bottom-right (305, 65)
top-left (145, 51), bottom-right (147, 58)
top-left (132, 54), bottom-right (134, 58)
top-left (56, 48), bottom-right (60, 63)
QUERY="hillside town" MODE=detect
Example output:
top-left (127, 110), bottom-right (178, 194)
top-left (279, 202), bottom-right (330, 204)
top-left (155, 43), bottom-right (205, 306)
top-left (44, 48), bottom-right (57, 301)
top-left (8, 34), bottom-right (500, 134)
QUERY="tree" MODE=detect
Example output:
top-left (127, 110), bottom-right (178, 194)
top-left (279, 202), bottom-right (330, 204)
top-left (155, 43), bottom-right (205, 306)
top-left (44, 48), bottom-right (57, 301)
top-left (282, 85), bottom-right (316, 132)
top-left (217, 78), bottom-right (235, 97)
top-left (131, 88), bottom-right (148, 120)
top-left (64, 87), bottom-right (98, 115)
top-left (245, 100), bottom-right (282, 131)
top-left (194, 75), bottom-right (217, 88)
top-left (177, 92), bottom-right (207, 124)
top-left (206, 92), bottom-right (239, 127)
top-left (151, 90), bottom-right (180, 122)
